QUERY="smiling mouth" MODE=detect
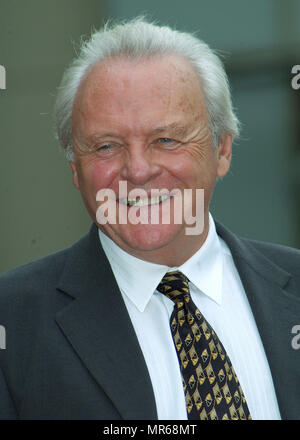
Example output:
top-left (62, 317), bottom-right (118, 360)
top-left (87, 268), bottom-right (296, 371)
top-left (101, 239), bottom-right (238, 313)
top-left (118, 194), bottom-right (172, 207)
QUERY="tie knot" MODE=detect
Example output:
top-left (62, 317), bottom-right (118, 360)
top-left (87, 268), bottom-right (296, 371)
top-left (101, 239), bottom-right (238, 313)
top-left (157, 271), bottom-right (190, 305)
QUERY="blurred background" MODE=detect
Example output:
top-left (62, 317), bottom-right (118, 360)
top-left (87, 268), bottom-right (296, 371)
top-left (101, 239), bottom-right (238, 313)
top-left (0, 0), bottom-right (299, 273)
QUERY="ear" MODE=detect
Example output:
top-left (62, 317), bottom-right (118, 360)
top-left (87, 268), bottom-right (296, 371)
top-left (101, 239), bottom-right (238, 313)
top-left (69, 161), bottom-right (80, 189)
top-left (216, 134), bottom-right (233, 178)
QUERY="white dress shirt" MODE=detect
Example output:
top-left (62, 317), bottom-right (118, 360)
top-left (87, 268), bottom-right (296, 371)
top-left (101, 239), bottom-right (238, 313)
top-left (98, 214), bottom-right (281, 420)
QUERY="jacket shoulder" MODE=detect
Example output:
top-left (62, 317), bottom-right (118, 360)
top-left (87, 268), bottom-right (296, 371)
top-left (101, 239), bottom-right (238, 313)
top-left (0, 248), bottom-right (68, 302)
top-left (241, 237), bottom-right (300, 276)
top-left (0, 228), bottom-right (90, 305)
top-left (216, 220), bottom-right (300, 282)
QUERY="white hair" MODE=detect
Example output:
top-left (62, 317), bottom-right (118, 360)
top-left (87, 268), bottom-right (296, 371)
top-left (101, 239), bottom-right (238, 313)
top-left (54, 17), bottom-right (240, 161)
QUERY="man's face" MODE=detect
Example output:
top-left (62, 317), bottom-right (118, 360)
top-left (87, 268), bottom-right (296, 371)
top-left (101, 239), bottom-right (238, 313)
top-left (70, 55), bottom-right (232, 265)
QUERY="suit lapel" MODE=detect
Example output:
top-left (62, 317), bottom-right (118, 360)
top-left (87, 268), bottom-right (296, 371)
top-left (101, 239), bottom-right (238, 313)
top-left (53, 220), bottom-right (299, 419)
top-left (216, 222), bottom-right (300, 419)
top-left (55, 224), bottom-right (157, 420)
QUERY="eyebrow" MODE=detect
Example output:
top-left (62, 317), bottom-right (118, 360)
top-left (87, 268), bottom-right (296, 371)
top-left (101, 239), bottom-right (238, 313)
top-left (151, 123), bottom-right (190, 137)
top-left (80, 121), bottom-right (196, 145)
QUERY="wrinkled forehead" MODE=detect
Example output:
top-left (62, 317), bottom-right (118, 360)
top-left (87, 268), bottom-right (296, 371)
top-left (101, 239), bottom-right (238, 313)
top-left (74, 54), bottom-right (205, 111)
top-left (71, 54), bottom-right (209, 144)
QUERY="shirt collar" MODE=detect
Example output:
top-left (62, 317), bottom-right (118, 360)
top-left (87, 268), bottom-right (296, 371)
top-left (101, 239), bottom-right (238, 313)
top-left (98, 213), bottom-right (223, 312)
top-left (98, 231), bottom-right (169, 312)
top-left (179, 214), bottom-right (223, 305)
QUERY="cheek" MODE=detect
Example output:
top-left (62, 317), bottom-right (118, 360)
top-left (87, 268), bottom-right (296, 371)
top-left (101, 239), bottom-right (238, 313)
top-left (79, 159), bottom-right (121, 194)
top-left (166, 147), bottom-right (216, 187)
top-left (185, 145), bottom-right (217, 181)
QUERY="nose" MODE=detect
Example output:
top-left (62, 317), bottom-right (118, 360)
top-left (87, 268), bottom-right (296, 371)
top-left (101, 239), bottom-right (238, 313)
top-left (120, 144), bottom-right (162, 185)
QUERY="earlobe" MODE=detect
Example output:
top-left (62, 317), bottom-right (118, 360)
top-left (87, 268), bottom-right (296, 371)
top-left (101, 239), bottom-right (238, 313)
top-left (216, 134), bottom-right (233, 178)
top-left (69, 161), bottom-right (80, 189)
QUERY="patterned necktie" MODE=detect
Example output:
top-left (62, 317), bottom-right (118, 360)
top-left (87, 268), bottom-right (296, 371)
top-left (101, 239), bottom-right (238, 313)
top-left (157, 271), bottom-right (252, 420)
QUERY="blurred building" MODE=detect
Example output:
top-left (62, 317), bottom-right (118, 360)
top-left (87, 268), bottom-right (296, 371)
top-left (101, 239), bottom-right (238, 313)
top-left (0, 0), bottom-right (299, 272)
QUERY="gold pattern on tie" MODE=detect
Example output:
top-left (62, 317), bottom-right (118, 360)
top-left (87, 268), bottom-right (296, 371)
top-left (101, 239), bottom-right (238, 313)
top-left (157, 271), bottom-right (252, 420)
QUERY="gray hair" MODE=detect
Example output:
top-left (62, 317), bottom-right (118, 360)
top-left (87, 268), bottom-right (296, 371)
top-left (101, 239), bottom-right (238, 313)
top-left (54, 17), bottom-right (240, 161)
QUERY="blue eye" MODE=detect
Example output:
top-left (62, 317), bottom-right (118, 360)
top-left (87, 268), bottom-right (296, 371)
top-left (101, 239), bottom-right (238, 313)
top-left (156, 138), bottom-right (180, 149)
top-left (158, 138), bottom-right (173, 143)
top-left (95, 143), bottom-right (119, 155)
top-left (97, 144), bottom-right (112, 151)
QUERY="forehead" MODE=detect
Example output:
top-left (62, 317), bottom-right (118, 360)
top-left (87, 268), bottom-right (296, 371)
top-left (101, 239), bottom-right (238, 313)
top-left (72, 54), bottom-right (206, 134)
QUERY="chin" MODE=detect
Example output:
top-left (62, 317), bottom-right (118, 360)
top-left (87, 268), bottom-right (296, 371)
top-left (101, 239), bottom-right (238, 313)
top-left (111, 223), bottom-right (184, 253)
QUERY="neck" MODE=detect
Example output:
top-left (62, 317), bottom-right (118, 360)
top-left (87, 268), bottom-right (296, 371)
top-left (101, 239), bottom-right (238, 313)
top-left (131, 228), bottom-right (209, 266)
top-left (99, 213), bottom-right (210, 267)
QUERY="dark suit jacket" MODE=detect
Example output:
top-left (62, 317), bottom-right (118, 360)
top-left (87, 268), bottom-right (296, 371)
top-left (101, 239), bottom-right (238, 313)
top-left (0, 222), bottom-right (299, 420)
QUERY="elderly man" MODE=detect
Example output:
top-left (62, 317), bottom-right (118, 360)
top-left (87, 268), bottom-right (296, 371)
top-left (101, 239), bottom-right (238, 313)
top-left (0, 18), bottom-right (299, 421)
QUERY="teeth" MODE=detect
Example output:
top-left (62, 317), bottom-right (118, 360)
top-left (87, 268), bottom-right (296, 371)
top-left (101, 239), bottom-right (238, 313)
top-left (120, 194), bottom-right (171, 207)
